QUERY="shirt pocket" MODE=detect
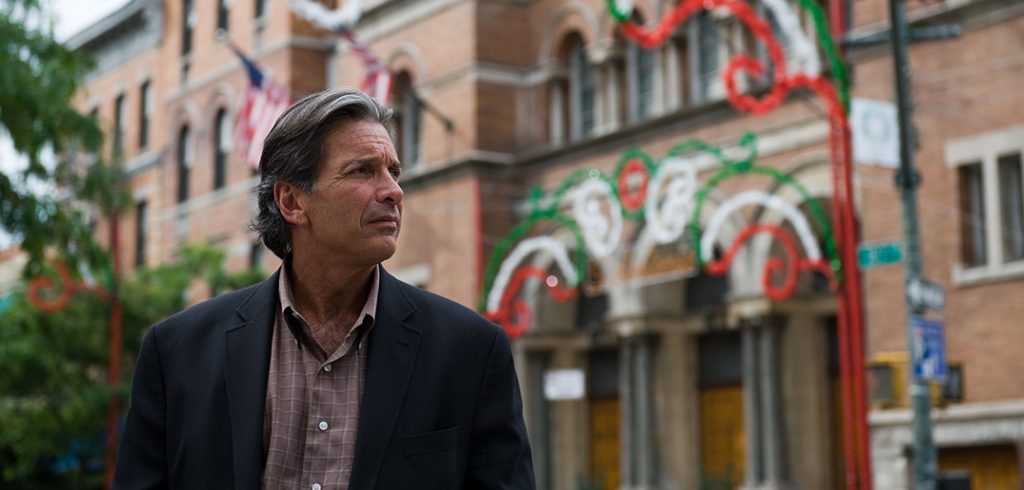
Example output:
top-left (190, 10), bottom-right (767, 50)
top-left (401, 426), bottom-right (458, 457)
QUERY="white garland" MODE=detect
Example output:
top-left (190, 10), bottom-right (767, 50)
top-left (572, 177), bottom-right (624, 259)
top-left (644, 157), bottom-right (698, 244)
top-left (486, 236), bottom-right (578, 313)
top-left (701, 190), bottom-right (822, 261)
top-left (613, 0), bottom-right (634, 18)
top-left (761, 0), bottom-right (821, 77)
top-left (289, 0), bottom-right (363, 31)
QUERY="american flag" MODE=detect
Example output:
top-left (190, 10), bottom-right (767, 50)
top-left (232, 48), bottom-right (293, 171)
top-left (338, 28), bottom-right (392, 105)
top-left (287, 0), bottom-right (391, 104)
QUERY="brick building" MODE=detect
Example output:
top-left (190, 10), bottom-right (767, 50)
top-left (66, 0), bottom-right (1023, 489)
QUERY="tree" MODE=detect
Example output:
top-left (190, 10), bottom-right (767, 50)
top-left (0, 244), bottom-right (262, 488)
top-left (0, 4), bottom-right (269, 487)
top-left (0, 0), bottom-right (117, 277)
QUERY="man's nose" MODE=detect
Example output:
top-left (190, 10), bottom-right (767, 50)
top-left (378, 171), bottom-right (404, 204)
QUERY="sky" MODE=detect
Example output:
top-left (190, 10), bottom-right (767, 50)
top-left (51, 0), bottom-right (131, 41)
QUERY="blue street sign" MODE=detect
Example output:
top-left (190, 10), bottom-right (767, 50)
top-left (911, 316), bottom-right (947, 381)
top-left (857, 241), bottom-right (903, 268)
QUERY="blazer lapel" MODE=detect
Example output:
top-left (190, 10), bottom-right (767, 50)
top-left (349, 268), bottom-right (421, 488)
top-left (224, 270), bottom-right (279, 490)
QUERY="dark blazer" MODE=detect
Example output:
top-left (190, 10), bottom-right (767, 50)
top-left (112, 268), bottom-right (535, 489)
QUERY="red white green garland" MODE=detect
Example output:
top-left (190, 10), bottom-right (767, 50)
top-left (481, 0), bottom-right (851, 339)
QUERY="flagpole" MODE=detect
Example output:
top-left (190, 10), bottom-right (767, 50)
top-left (412, 89), bottom-right (454, 133)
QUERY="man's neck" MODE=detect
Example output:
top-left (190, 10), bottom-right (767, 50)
top-left (287, 255), bottom-right (376, 327)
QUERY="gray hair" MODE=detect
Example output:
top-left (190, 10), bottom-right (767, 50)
top-left (251, 88), bottom-right (394, 258)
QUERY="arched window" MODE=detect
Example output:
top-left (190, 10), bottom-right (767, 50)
top-left (568, 35), bottom-right (596, 140)
top-left (217, 0), bottom-right (229, 34)
top-left (139, 80), bottom-right (152, 150)
top-left (393, 72), bottom-right (422, 168)
top-left (213, 108), bottom-right (229, 190)
top-left (626, 20), bottom-right (657, 122)
top-left (113, 92), bottom-right (126, 159)
top-left (177, 125), bottom-right (192, 203)
top-left (692, 10), bottom-right (723, 103)
top-left (135, 200), bottom-right (147, 268)
top-left (182, 0), bottom-right (194, 56)
top-left (181, 0), bottom-right (195, 80)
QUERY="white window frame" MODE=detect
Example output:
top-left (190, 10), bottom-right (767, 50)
top-left (569, 38), bottom-right (596, 140)
top-left (946, 126), bottom-right (1024, 286)
top-left (625, 38), bottom-right (659, 123)
top-left (689, 10), bottom-right (727, 104)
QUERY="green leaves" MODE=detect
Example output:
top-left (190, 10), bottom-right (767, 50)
top-left (0, 243), bottom-right (266, 487)
top-left (1, 0), bottom-right (109, 277)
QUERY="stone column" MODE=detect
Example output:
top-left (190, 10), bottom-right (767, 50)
top-left (635, 335), bottom-right (656, 488)
top-left (604, 62), bottom-right (621, 134)
top-left (617, 332), bottom-right (658, 490)
top-left (664, 33), bottom-right (685, 111)
top-left (742, 326), bottom-right (764, 487)
top-left (759, 320), bottom-right (785, 486)
top-left (552, 347), bottom-right (585, 490)
top-left (548, 81), bottom-right (565, 146)
top-left (619, 336), bottom-right (636, 488)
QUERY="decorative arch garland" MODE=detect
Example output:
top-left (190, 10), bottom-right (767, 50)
top-left (480, 0), bottom-right (853, 339)
top-left (483, 4), bottom-right (872, 490)
top-left (480, 133), bottom-right (840, 337)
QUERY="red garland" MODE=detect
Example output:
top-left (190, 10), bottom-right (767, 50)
top-left (705, 223), bottom-right (836, 300)
top-left (486, 266), bottom-right (578, 339)
top-left (617, 158), bottom-right (650, 211)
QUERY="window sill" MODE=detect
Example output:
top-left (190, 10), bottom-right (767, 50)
top-left (952, 260), bottom-right (1024, 287)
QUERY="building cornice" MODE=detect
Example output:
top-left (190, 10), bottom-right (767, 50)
top-left (162, 36), bottom-right (334, 104)
top-left (66, 0), bottom-right (151, 49)
top-left (844, 0), bottom-right (1024, 61)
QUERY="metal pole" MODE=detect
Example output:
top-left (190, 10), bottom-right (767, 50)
top-left (888, 0), bottom-right (936, 487)
top-left (104, 208), bottom-right (123, 488)
top-left (828, 3), bottom-right (875, 487)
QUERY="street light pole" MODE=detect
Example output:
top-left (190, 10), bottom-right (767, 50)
top-left (888, 0), bottom-right (936, 487)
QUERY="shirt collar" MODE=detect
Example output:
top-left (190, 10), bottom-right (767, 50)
top-left (278, 259), bottom-right (380, 328)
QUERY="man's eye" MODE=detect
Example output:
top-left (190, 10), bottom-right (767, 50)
top-left (389, 167), bottom-right (402, 178)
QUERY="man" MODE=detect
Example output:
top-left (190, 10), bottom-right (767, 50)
top-left (113, 89), bottom-right (535, 489)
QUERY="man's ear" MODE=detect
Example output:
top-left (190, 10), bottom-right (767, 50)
top-left (274, 181), bottom-right (309, 226)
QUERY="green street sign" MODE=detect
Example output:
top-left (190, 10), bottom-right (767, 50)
top-left (857, 241), bottom-right (903, 268)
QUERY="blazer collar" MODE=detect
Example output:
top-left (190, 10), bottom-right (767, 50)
top-left (225, 269), bottom-right (280, 490)
top-left (349, 267), bottom-right (422, 489)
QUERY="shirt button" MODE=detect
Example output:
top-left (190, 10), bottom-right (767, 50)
top-left (318, 420), bottom-right (329, 431)
top-left (323, 364), bottom-right (332, 372)
top-left (312, 484), bottom-right (321, 490)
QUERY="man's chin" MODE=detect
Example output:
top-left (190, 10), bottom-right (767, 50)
top-left (370, 239), bottom-right (398, 262)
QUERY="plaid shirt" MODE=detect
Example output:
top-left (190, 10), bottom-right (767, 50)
top-left (261, 266), bottom-right (379, 490)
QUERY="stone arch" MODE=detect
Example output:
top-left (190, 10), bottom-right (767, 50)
top-left (744, 155), bottom-right (837, 298)
top-left (168, 101), bottom-right (200, 165)
top-left (599, 0), bottom-right (661, 39)
top-left (169, 100), bottom-right (200, 140)
top-left (525, 226), bottom-right (587, 334)
top-left (630, 185), bottom-right (755, 295)
top-left (201, 83), bottom-right (237, 130)
top-left (387, 42), bottom-right (428, 83)
top-left (538, 1), bottom-right (601, 64)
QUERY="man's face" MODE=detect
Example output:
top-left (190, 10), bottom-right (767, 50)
top-left (297, 118), bottom-right (403, 267)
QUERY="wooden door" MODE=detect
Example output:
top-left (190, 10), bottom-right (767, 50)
top-left (939, 444), bottom-right (1020, 490)
top-left (589, 397), bottom-right (620, 490)
top-left (699, 385), bottom-right (745, 489)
